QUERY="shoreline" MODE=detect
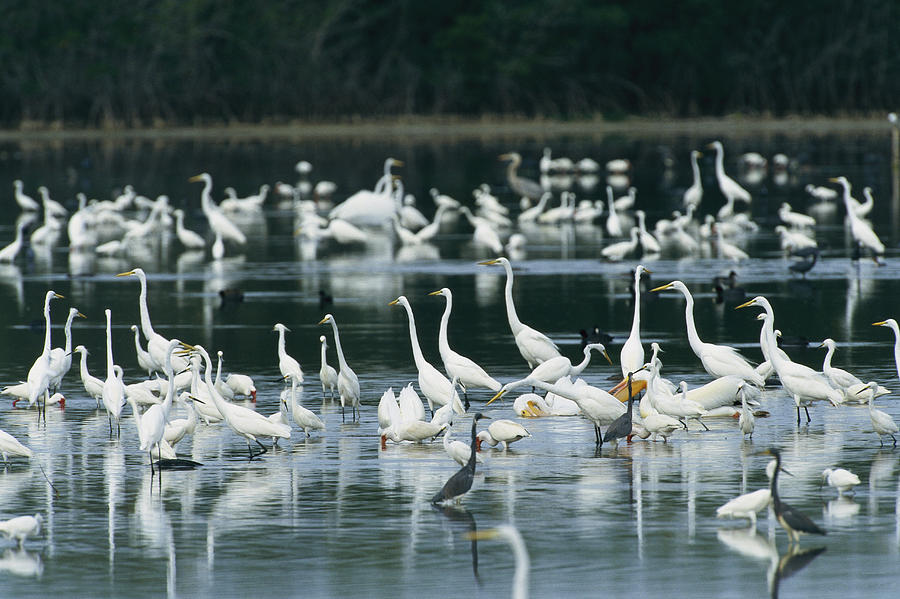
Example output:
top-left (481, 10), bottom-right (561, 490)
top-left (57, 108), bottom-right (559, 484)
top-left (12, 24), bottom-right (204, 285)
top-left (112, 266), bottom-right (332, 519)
top-left (0, 115), bottom-right (895, 143)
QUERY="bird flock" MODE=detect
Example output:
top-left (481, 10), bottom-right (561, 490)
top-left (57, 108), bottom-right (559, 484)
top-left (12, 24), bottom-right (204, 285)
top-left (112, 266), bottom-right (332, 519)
top-left (0, 136), bottom-right (898, 595)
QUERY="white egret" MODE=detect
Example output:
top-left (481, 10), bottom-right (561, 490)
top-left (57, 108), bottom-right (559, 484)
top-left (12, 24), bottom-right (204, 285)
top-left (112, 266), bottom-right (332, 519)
top-left (26, 290), bottom-right (64, 414)
top-left (479, 257), bottom-right (561, 368)
top-left (173, 208), bottom-right (206, 250)
top-left (0, 514), bottom-right (42, 547)
top-left (620, 265), bottom-right (650, 379)
top-left (518, 192), bottom-right (551, 224)
top-left (73, 345), bottom-right (104, 405)
top-left (491, 377), bottom-right (623, 447)
top-left (47, 306), bottom-right (85, 391)
top-left (476, 419), bottom-right (530, 451)
top-left (329, 158), bottom-right (403, 225)
top-left (778, 203), bottom-right (815, 228)
top-left (466, 525), bottom-right (530, 599)
top-left (0, 430), bottom-right (33, 463)
top-left (225, 373), bottom-right (256, 402)
top-left (605, 186), bottom-right (623, 237)
top-left (822, 468), bottom-right (861, 497)
top-left (188, 173), bottom-right (247, 245)
top-left (819, 338), bottom-right (888, 403)
top-left (389, 296), bottom-right (465, 416)
top-left (428, 288), bottom-right (500, 397)
top-left (683, 150), bottom-right (703, 209)
top-left (859, 382), bottom-right (898, 446)
top-left (287, 378), bottom-right (325, 437)
top-left (190, 344), bottom-right (290, 458)
top-left (831, 176), bottom-right (884, 258)
top-left (318, 314), bottom-right (361, 421)
top-left (318, 335), bottom-right (338, 400)
top-left (873, 319), bottom-right (900, 382)
top-left (272, 323), bottom-right (304, 384)
top-left (737, 296), bottom-right (842, 425)
top-left (716, 459), bottom-right (777, 526)
top-left (12, 180), bottom-right (39, 211)
top-left (410, 204), bottom-right (448, 244)
top-left (130, 339), bottom-right (181, 470)
top-left (116, 268), bottom-right (190, 373)
top-left (526, 343), bottom-right (611, 385)
top-left (164, 393), bottom-right (199, 448)
top-left (708, 140), bottom-right (751, 204)
top-left (130, 325), bottom-right (155, 376)
top-left (652, 280), bottom-right (765, 386)
top-left (185, 354), bottom-right (224, 424)
top-left (635, 210), bottom-right (661, 253)
top-left (600, 226), bottom-right (640, 261)
top-left (714, 224), bottom-right (749, 262)
top-left (0, 220), bottom-right (29, 263)
top-left (443, 428), bottom-right (484, 466)
top-left (101, 309), bottom-right (126, 437)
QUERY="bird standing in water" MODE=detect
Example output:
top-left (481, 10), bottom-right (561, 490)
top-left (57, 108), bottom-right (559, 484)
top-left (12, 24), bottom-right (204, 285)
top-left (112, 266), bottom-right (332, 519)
top-left (432, 413), bottom-right (489, 504)
top-left (759, 448), bottom-right (826, 545)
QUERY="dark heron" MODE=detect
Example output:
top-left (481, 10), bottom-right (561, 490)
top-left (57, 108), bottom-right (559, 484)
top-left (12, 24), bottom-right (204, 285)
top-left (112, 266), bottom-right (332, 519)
top-left (712, 270), bottom-right (746, 305)
top-left (432, 413), bottom-right (489, 505)
top-left (499, 152), bottom-right (544, 201)
top-left (788, 247), bottom-right (819, 278)
top-left (759, 448), bottom-right (826, 544)
top-left (603, 367), bottom-right (646, 447)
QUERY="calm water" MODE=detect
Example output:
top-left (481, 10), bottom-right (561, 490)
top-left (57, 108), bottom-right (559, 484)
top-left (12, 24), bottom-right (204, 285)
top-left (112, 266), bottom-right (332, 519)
top-left (1, 126), bottom-right (900, 598)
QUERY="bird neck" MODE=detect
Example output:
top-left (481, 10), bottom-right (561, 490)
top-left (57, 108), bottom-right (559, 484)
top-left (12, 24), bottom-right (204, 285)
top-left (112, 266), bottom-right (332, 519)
top-left (63, 313), bottom-right (77, 353)
top-left (41, 296), bottom-right (54, 356)
top-left (400, 302), bottom-right (427, 368)
top-left (691, 153), bottom-right (701, 182)
top-left (502, 262), bottom-right (524, 335)
top-left (105, 316), bottom-right (115, 376)
top-left (822, 344), bottom-right (835, 371)
top-left (629, 272), bottom-right (642, 339)
top-left (136, 274), bottom-right (155, 338)
top-left (570, 348), bottom-right (594, 375)
top-left (438, 295), bottom-right (452, 356)
top-left (714, 145), bottom-right (725, 179)
top-left (329, 319), bottom-right (350, 371)
top-left (200, 353), bottom-right (228, 414)
top-left (679, 288), bottom-right (703, 353)
top-left (467, 419), bottom-right (479, 466)
top-left (320, 341), bottom-right (328, 368)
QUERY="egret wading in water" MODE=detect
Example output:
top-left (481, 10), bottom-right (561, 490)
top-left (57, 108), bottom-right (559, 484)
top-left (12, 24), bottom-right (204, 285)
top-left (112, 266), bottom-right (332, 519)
top-left (389, 296), bottom-right (465, 417)
top-left (318, 314), bottom-right (361, 421)
top-left (273, 323), bottom-right (304, 384)
top-left (318, 335), bottom-right (338, 400)
top-left (428, 287), bottom-right (501, 404)
top-left (857, 381), bottom-right (898, 446)
top-left (432, 413), bottom-right (489, 505)
top-left (101, 309), bottom-right (126, 437)
top-left (758, 448), bottom-right (826, 544)
top-left (26, 290), bottom-right (64, 420)
top-left (872, 319), bottom-right (900, 382)
top-left (185, 344), bottom-right (290, 459)
top-left (620, 265), bottom-right (651, 380)
top-left (715, 459), bottom-right (780, 527)
top-left (479, 257), bottom-right (561, 369)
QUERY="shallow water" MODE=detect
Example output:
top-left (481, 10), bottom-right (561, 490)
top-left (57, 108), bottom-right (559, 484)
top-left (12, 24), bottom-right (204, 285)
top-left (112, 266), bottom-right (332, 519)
top-left (1, 127), bottom-right (899, 597)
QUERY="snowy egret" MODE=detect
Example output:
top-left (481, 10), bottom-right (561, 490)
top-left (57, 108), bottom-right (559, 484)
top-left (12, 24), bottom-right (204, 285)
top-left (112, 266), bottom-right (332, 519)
top-left (0, 514), bottom-right (42, 547)
top-left (287, 378), bottom-right (325, 437)
top-left (715, 459), bottom-right (778, 526)
top-left (859, 382), bottom-right (898, 446)
top-left (318, 335), bottom-right (338, 400)
top-left (476, 419), bottom-right (531, 451)
top-left (0, 429), bottom-right (33, 464)
top-left (821, 468), bottom-right (860, 497)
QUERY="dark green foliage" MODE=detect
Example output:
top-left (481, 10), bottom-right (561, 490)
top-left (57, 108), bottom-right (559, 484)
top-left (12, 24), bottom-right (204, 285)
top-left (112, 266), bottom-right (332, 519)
top-left (1, 0), bottom-right (898, 127)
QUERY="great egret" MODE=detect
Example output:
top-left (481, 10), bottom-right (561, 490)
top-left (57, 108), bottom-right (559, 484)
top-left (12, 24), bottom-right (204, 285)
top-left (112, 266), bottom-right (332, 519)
top-left (0, 514), bottom-right (42, 547)
top-left (605, 186), bottom-right (623, 237)
top-left (318, 314), bottom-right (361, 421)
top-left (737, 296), bottom-right (842, 425)
top-left (821, 468), bottom-right (860, 497)
top-left (164, 393), bottom-right (199, 448)
top-left (476, 420), bottom-right (531, 451)
top-left (287, 378), bottom-right (325, 436)
top-left (432, 413), bottom-right (489, 504)
top-left (0, 220), bottom-right (29, 263)
top-left (634, 210), bottom-right (661, 253)
top-left (652, 280), bottom-right (765, 386)
top-left (428, 288), bottom-right (500, 397)
top-left (620, 265), bottom-right (650, 379)
top-left (101, 309), bottom-right (126, 437)
top-left (12, 180), bottom-right (39, 211)
top-left (327, 158), bottom-right (402, 225)
top-left (273, 323), bottom-right (304, 383)
top-left (130, 339), bottom-right (182, 471)
top-left (708, 141), bottom-right (752, 204)
top-left (818, 338), bottom-right (887, 403)
top-left (26, 290), bottom-right (64, 415)
top-left (738, 381), bottom-right (755, 439)
top-left (758, 448), bottom-right (826, 544)
top-left (778, 203), bottom-right (816, 228)
top-left (492, 376), bottom-right (624, 447)
top-left (831, 176), bottom-right (884, 258)
top-left (188, 173), bottom-right (247, 244)
top-left (600, 226), bottom-right (640, 261)
top-left (73, 345), bottom-right (104, 406)
top-left (116, 268), bottom-right (190, 374)
top-left (479, 257), bottom-right (561, 368)
top-left (683, 150), bottom-right (703, 209)
top-left (389, 296), bottom-right (465, 416)
top-left (715, 459), bottom-right (778, 526)
top-left (872, 319), bottom-right (900, 381)
top-left (318, 335), bottom-right (338, 400)
top-left (525, 343), bottom-right (611, 385)
top-left (130, 325), bottom-right (155, 376)
top-left (0, 429), bottom-right (33, 464)
top-left (46, 306), bottom-right (84, 392)
top-left (173, 209), bottom-right (206, 250)
top-left (465, 525), bottom-right (530, 599)
top-left (859, 382), bottom-right (898, 446)
top-left (189, 344), bottom-right (290, 458)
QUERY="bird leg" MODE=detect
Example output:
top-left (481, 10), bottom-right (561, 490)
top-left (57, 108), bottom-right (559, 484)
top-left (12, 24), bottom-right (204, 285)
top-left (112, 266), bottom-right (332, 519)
top-left (796, 406), bottom-right (801, 427)
top-left (804, 406), bottom-right (811, 423)
top-left (892, 434), bottom-right (897, 448)
top-left (698, 418), bottom-right (710, 432)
